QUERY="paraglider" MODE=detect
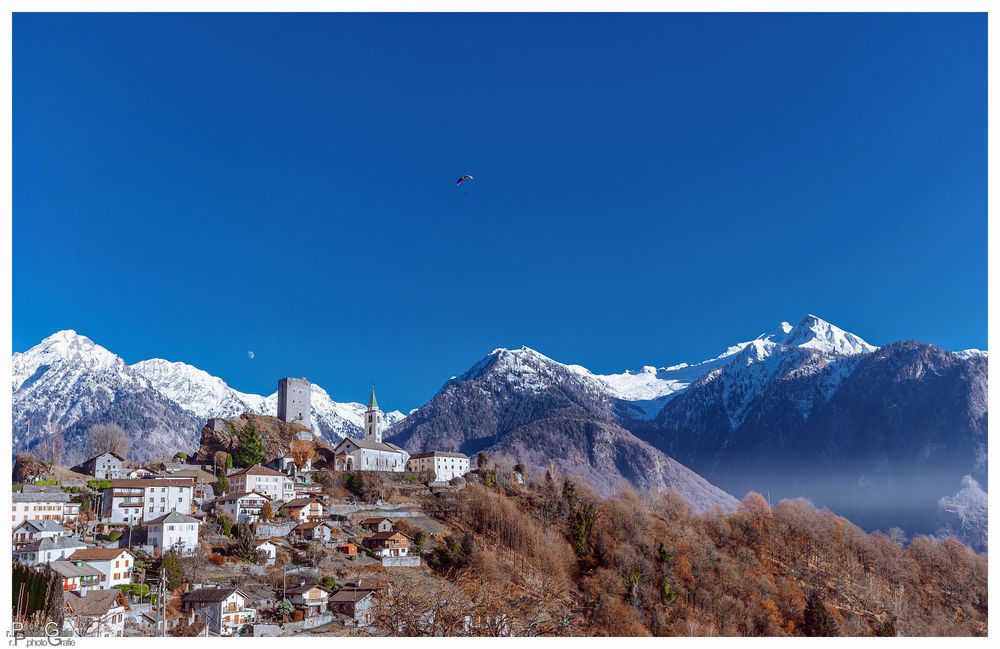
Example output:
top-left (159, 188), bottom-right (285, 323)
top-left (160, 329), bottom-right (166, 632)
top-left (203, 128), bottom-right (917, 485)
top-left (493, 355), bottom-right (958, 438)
top-left (247, 351), bottom-right (255, 360)
top-left (456, 175), bottom-right (474, 186)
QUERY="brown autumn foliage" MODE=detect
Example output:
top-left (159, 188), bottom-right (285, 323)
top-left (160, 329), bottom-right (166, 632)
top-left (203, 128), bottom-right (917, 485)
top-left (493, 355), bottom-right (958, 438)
top-left (418, 481), bottom-right (987, 636)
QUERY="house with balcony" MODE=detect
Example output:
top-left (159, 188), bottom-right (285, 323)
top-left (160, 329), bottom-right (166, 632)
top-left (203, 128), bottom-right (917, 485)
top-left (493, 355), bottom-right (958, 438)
top-left (180, 587), bottom-right (256, 636)
top-left (63, 589), bottom-right (130, 637)
top-left (284, 497), bottom-right (323, 523)
top-left (216, 491), bottom-right (272, 523)
top-left (47, 560), bottom-right (104, 593)
top-left (66, 548), bottom-right (134, 589)
top-left (362, 531), bottom-right (411, 558)
top-left (15, 536), bottom-right (87, 566)
top-left (285, 583), bottom-right (331, 619)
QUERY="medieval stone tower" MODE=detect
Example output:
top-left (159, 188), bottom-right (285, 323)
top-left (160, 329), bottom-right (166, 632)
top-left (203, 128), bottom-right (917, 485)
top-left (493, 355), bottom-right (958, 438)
top-left (277, 377), bottom-right (312, 430)
top-left (363, 385), bottom-right (384, 443)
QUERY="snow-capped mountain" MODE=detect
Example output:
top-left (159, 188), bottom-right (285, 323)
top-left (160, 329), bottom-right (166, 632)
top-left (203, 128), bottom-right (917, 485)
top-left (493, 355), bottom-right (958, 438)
top-left (389, 346), bottom-right (738, 510)
top-left (131, 358), bottom-right (405, 441)
top-left (12, 330), bottom-right (405, 461)
top-left (12, 331), bottom-right (203, 461)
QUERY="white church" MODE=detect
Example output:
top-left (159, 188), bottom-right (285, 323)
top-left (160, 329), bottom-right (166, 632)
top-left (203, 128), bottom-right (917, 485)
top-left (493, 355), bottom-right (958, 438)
top-left (332, 387), bottom-right (409, 472)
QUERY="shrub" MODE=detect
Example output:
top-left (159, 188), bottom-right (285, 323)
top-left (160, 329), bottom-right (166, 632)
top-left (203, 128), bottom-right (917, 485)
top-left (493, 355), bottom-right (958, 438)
top-left (208, 553), bottom-right (225, 566)
top-left (108, 531), bottom-right (123, 542)
top-left (33, 479), bottom-right (59, 486)
top-left (174, 452), bottom-right (188, 460)
top-left (87, 480), bottom-right (111, 491)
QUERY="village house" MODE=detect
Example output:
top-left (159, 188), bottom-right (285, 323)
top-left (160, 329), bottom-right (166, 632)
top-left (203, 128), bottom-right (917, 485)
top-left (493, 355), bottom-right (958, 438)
top-left (217, 491), bottom-right (272, 523)
top-left (12, 519), bottom-right (69, 547)
top-left (329, 582), bottom-right (377, 627)
top-left (406, 451), bottom-right (472, 482)
top-left (145, 511), bottom-right (201, 556)
top-left (228, 464), bottom-right (294, 502)
top-left (284, 497), bottom-right (323, 523)
top-left (66, 548), bottom-right (134, 589)
top-left (63, 589), bottom-right (130, 637)
top-left (63, 501), bottom-right (81, 523)
top-left (102, 478), bottom-right (194, 524)
top-left (336, 542), bottom-right (358, 556)
top-left (332, 388), bottom-right (409, 472)
top-left (293, 520), bottom-right (338, 544)
top-left (285, 583), bottom-right (331, 619)
top-left (15, 536), bottom-right (87, 565)
top-left (76, 451), bottom-right (126, 480)
top-left (180, 587), bottom-right (256, 636)
top-left (254, 539), bottom-right (278, 565)
top-left (11, 491), bottom-right (71, 525)
top-left (358, 517), bottom-right (394, 533)
top-left (126, 468), bottom-right (155, 479)
top-left (47, 560), bottom-right (104, 593)
top-left (362, 531), bottom-right (411, 558)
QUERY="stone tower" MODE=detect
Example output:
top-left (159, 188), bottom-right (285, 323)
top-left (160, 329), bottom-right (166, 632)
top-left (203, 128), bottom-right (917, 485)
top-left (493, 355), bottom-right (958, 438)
top-left (363, 385), bottom-right (384, 443)
top-left (277, 377), bottom-right (312, 430)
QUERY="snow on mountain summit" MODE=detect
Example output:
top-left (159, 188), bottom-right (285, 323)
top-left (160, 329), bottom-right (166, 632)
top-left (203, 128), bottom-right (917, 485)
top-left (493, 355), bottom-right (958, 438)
top-left (782, 314), bottom-right (876, 355)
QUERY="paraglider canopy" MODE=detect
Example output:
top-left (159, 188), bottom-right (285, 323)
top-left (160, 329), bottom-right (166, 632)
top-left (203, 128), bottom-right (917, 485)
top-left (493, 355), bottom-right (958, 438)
top-left (456, 175), bottom-right (474, 186)
top-left (247, 351), bottom-right (255, 360)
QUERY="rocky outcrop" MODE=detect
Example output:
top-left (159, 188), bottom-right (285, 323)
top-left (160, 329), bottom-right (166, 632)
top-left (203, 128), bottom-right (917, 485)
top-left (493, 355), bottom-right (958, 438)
top-left (193, 413), bottom-right (333, 464)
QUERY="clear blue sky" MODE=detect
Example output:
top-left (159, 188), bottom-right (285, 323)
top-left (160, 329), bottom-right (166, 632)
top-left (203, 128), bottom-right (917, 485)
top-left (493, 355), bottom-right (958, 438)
top-left (13, 13), bottom-right (986, 411)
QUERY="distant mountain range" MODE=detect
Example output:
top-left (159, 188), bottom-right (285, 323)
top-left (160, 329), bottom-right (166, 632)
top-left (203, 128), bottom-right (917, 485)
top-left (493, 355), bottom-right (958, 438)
top-left (11, 316), bottom-right (988, 548)
top-left (11, 330), bottom-right (404, 461)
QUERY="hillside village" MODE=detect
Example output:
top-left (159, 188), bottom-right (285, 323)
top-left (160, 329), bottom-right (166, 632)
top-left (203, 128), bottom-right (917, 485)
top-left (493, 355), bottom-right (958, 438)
top-left (10, 376), bottom-right (989, 638)
top-left (12, 378), bottom-right (477, 637)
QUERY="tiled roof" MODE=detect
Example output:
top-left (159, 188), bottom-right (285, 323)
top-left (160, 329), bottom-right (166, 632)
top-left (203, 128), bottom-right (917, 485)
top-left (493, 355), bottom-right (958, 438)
top-left (68, 548), bottom-right (133, 562)
top-left (145, 511), bottom-right (201, 525)
top-left (65, 590), bottom-right (129, 617)
top-left (181, 587), bottom-right (246, 604)
top-left (408, 451), bottom-right (470, 460)
top-left (231, 464), bottom-right (284, 478)
top-left (109, 479), bottom-right (193, 488)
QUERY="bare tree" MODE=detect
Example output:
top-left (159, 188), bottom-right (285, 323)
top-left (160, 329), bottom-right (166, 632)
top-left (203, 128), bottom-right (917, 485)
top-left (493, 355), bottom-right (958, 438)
top-left (85, 423), bottom-right (131, 459)
top-left (36, 427), bottom-right (66, 468)
top-left (288, 439), bottom-right (316, 472)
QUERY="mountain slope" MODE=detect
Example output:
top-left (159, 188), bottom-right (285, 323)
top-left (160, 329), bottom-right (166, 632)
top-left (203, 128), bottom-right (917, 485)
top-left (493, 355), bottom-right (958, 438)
top-left (12, 331), bottom-right (204, 461)
top-left (640, 337), bottom-right (987, 537)
top-left (387, 347), bottom-right (737, 511)
top-left (12, 331), bottom-right (405, 461)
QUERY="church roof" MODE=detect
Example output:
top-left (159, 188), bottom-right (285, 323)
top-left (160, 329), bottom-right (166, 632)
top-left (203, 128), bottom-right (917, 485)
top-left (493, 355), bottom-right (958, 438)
top-left (334, 437), bottom-right (406, 454)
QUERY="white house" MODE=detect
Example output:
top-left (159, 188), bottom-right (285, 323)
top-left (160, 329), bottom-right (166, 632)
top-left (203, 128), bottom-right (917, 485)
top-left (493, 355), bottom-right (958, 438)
top-left (332, 388), bottom-right (408, 472)
top-left (77, 451), bottom-right (126, 480)
top-left (12, 519), bottom-right (69, 547)
top-left (293, 520), bottom-right (338, 544)
top-left (47, 560), bottom-right (104, 593)
top-left (285, 583), bottom-right (331, 619)
top-left (66, 548), bottom-right (134, 589)
top-left (11, 491), bottom-right (71, 525)
top-left (145, 511), bottom-right (201, 557)
top-left (63, 590), bottom-right (130, 637)
top-left (15, 536), bottom-right (87, 565)
top-left (407, 451), bottom-right (471, 482)
top-left (254, 540), bottom-right (277, 565)
top-left (103, 478), bottom-right (194, 524)
top-left (228, 464), bottom-right (294, 502)
top-left (284, 498), bottom-right (323, 523)
top-left (180, 587), bottom-right (256, 636)
top-left (216, 491), bottom-right (272, 523)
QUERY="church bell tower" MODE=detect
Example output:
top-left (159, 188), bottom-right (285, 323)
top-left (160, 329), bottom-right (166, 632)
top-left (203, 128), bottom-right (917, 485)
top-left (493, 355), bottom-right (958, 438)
top-left (364, 385), bottom-right (384, 443)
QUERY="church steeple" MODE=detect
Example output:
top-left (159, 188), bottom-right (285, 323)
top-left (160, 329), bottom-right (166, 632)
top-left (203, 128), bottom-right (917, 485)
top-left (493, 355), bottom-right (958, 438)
top-left (364, 384), bottom-right (384, 444)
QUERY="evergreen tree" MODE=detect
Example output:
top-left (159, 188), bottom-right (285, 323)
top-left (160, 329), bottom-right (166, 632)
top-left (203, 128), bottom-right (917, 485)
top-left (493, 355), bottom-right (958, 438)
top-left (803, 592), bottom-right (840, 637)
top-left (232, 422), bottom-right (265, 468)
top-left (226, 453), bottom-right (233, 470)
top-left (160, 549), bottom-right (185, 590)
top-left (215, 473), bottom-right (229, 496)
top-left (234, 523), bottom-right (260, 563)
top-left (219, 514), bottom-right (233, 538)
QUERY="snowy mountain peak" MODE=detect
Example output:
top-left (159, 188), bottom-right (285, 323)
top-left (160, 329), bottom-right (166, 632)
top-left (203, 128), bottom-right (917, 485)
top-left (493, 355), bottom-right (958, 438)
top-left (783, 314), bottom-right (876, 356)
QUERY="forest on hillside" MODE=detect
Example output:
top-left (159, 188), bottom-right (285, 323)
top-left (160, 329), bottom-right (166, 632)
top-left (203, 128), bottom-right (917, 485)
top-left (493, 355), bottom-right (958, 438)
top-left (371, 469), bottom-right (987, 637)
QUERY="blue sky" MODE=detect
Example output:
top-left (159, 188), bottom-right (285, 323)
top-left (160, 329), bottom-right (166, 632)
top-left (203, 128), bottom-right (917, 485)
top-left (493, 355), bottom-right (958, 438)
top-left (13, 13), bottom-right (986, 411)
